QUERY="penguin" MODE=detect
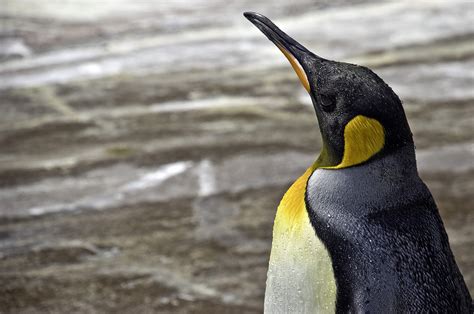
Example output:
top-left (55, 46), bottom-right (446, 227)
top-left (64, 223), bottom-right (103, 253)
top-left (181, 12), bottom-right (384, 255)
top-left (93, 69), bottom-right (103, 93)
top-left (244, 12), bottom-right (472, 313)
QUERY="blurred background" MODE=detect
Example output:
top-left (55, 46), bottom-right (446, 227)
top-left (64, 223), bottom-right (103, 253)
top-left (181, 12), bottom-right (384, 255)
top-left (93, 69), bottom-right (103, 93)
top-left (0, 0), bottom-right (473, 313)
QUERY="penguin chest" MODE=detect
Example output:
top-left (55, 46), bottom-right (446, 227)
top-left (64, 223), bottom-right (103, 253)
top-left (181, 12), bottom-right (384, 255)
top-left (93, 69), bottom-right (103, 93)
top-left (264, 168), bottom-right (336, 314)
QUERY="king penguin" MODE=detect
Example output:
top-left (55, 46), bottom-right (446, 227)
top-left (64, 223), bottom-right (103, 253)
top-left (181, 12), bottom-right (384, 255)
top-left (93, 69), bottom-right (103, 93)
top-left (244, 12), bottom-right (472, 313)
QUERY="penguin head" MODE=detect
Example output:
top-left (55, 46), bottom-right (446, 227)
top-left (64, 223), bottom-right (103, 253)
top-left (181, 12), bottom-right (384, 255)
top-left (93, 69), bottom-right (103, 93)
top-left (244, 12), bottom-right (414, 168)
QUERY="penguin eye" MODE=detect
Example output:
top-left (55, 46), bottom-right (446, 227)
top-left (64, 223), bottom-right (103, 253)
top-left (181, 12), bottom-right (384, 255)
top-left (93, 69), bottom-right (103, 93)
top-left (319, 93), bottom-right (337, 112)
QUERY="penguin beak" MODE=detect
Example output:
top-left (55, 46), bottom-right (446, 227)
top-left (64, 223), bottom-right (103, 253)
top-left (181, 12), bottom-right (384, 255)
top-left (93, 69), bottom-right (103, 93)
top-left (244, 11), bottom-right (312, 93)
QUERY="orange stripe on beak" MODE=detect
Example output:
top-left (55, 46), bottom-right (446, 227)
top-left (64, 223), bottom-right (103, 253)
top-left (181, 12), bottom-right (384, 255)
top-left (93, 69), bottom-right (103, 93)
top-left (277, 44), bottom-right (311, 93)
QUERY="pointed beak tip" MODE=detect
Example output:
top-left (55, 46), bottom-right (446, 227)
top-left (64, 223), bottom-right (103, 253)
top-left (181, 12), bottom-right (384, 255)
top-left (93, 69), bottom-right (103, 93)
top-left (243, 11), bottom-right (262, 21)
top-left (243, 12), bottom-right (274, 29)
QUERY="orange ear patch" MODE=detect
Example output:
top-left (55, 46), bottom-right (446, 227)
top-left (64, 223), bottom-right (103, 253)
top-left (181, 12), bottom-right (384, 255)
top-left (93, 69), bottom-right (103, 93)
top-left (323, 115), bottom-right (385, 169)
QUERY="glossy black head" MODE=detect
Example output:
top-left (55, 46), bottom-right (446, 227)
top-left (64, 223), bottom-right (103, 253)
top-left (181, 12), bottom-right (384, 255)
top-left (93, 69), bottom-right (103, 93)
top-left (244, 12), bottom-right (414, 167)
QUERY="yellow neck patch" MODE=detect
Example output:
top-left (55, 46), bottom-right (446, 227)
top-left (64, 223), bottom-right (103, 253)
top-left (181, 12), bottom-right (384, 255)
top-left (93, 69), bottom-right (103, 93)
top-left (324, 115), bottom-right (385, 169)
top-left (273, 164), bottom-right (317, 234)
top-left (273, 115), bottom-right (384, 231)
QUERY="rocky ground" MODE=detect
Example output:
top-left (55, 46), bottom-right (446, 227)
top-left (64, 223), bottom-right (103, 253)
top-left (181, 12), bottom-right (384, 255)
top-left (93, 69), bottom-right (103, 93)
top-left (0, 0), bottom-right (473, 313)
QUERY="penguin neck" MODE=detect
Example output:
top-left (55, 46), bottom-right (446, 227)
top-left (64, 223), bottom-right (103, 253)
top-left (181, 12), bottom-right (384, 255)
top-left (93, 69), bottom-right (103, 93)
top-left (317, 142), bottom-right (418, 177)
top-left (369, 143), bottom-right (418, 178)
top-left (307, 143), bottom-right (422, 219)
top-left (315, 114), bottom-right (414, 170)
